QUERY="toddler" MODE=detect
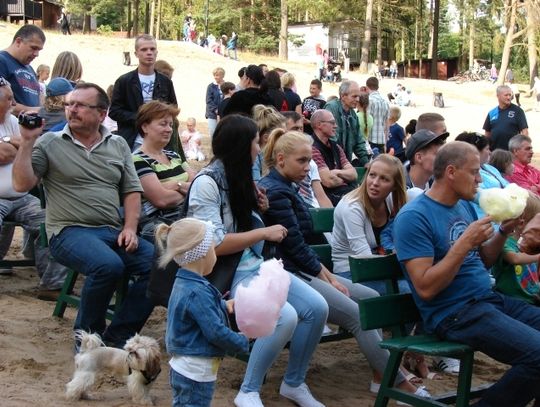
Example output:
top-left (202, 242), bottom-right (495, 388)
top-left (386, 106), bottom-right (406, 162)
top-left (157, 218), bottom-right (249, 407)
top-left (36, 64), bottom-right (50, 105)
top-left (180, 118), bottom-right (205, 161)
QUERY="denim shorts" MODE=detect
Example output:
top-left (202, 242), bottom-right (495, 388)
top-left (170, 368), bottom-right (215, 407)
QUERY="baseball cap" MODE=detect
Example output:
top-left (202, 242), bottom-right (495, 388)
top-left (405, 129), bottom-right (449, 161)
top-left (46, 77), bottom-right (74, 97)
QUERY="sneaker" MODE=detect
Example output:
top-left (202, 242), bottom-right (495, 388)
top-left (234, 391), bottom-right (264, 407)
top-left (369, 381), bottom-right (380, 394)
top-left (397, 386), bottom-right (432, 406)
top-left (279, 382), bottom-right (325, 407)
top-left (37, 289), bottom-right (61, 302)
top-left (432, 357), bottom-right (460, 375)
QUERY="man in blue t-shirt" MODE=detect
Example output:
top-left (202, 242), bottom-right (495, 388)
top-left (394, 141), bottom-right (540, 407)
top-left (0, 25), bottom-right (44, 115)
top-left (483, 85), bottom-right (528, 151)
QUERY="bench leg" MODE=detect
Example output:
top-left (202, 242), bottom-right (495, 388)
top-left (455, 352), bottom-right (474, 407)
top-left (375, 350), bottom-right (403, 407)
top-left (53, 269), bottom-right (78, 318)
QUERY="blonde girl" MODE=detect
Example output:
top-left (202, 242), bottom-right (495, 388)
top-left (157, 218), bottom-right (249, 407)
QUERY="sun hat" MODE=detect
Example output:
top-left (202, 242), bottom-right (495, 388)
top-left (46, 77), bottom-right (74, 97)
top-left (405, 129), bottom-right (449, 161)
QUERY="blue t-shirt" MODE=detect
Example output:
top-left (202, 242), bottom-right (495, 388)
top-left (393, 194), bottom-right (492, 332)
top-left (387, 123), bottom-right (405, 154)
top-left (0, 51), bottom-right (40, 107)
top-left (482, 103), bottom-right (528, 150)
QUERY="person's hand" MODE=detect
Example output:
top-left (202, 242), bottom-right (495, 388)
top-left (118, 228), bottom-right (139, 253)
top-left (263, 224), bottom-right (288, 243)
top-left (499, 217), bottom-right (520, 236)
top-left (457, 216), bottom-right (494, 252)
top-left (226, 299), bottom-right (235, 314)
top-left (19, 112), bottom-right (45, 144)
top-left (330, 277), bottom-right (350, 296)
top-left (255, 185), bottom-right (269, 213)
top-left (519, 213), bottom-right (540, 254)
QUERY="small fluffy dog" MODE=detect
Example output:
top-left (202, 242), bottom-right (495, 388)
top-left (66, 330), bottom-right (161, 405)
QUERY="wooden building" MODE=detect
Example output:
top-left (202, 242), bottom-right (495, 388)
top-left (0, 0), bottom-right (62, 29)
top-left (398, 57), bottom-right (459, 80)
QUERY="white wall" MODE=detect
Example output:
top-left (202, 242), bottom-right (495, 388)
top-left (288, 23), bottom-right (329, 63)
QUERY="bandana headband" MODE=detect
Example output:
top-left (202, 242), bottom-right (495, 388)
top-left (173, 222), bottom-right (214, 266)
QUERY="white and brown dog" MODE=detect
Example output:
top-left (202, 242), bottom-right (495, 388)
top-left (66, 330), bottom-right (161, 405)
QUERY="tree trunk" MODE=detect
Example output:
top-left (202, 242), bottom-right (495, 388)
top-left (127, 0), bottom-right (132, 38)
top-left (428, 0), bottom-right (434, 58)
top-left (468, 17), bottom-right (474, 69)
top-left (497, 0), bottom-right (517, 86)
top-left (156, 0), bottom-right (162, 40)
top-left (359, 0), bottom-right (374, 73)
top-left (250, 0), bottom-right (255, 38)
top-left (430, 0), bottom-right (440, 79)
top-left (414, 11), bottom-right (418, 60)
top-left (144, 1), bottom-right (150, 34)
top-left (133, 0), bottom-right (140, 36)
top-left (149, 0), bottom-right (155, 36)
top-left (376, 0), bottom-right (382, 65)
top-left (83, 13), bottom-right (91, 34)
top-left (526, 0), bottom-right (538, 86)
top-left (279, 0), bottom-right (288, 60)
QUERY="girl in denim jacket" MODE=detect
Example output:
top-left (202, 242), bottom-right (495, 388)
top-left (156, 218), bottom-right (249, 407)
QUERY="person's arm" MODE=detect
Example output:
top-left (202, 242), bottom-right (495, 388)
top-left (503, 250), bottom-right (540, 265)
top-left (13, 103), bottom-right (40, 117)
top-left (339, 201), bottom-right (376, 257)
top-left (403, 216), bottom-right (494, 301)
top-left (519, 213), bottom-right (540, 254)
top-left (187, 174), bottom-right (285, 256)
top-left (312, 180), bottom-right (333, 208)
top-left (483, 114), bottom-right (492, 139)
top-left (352, 126), bottom-right (370, 167)
top-left (12, 125), bottom-right (43, 192)
top-left (117, 191), bottom-right (141, 253)
top-left (312, 147), bottom-right (343, 187)
top-left (140, 173), bottom-right (185, 208)
top-left (108, 76), bottom-right (137, 124)
top-left (206, 83), bottom-right (219, 114)
top-left (0, 143), bottom-right (17, 165)
top-left (335, 148), bottom-right (357, 182)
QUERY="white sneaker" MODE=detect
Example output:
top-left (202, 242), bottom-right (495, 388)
top-left (432, 356), bottom-right (460, 375)
top-left (279, 382), bottom-right (325, 407)
top-left (234, 391), bottom-right (264, 407)
top-left (397, 386), bottom-right (432, 406)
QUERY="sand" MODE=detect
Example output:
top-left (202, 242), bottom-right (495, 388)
top-left (0, 22), bottom-right (536, 406)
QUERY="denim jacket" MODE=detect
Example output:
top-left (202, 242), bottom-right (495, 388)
top-left (166, 268), bottom-right (249, 357)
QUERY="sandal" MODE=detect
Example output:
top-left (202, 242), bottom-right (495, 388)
top-left (404, 370), bottom-right (423, 385)
top-left (404, 352), bottom-right (442, 380)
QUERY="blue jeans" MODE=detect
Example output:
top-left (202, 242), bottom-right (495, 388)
top-left (50, 226), bottom-right (155, 346)
top-left (207, 118), bottom-right (218, 138)
top-left (232, 271), bottom-right (328, 392)
top-left (170, 368), bottom-right (215, 407)
top-left (436, 292), bottom-right (540, 407)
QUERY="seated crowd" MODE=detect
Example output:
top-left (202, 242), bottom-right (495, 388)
top-left (4, 24), bottom-right (540, 407)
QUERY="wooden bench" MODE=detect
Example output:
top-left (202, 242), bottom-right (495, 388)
top-left (350, 254), bottom-right (490, 407)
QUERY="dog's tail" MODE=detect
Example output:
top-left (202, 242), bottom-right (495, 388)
top-left (75, 329), bottom-right (104, 353)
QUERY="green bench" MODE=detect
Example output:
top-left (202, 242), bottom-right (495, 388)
top-left (350, 254), bottom-right (490, 407)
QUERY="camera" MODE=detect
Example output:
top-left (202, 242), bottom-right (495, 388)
top-left (18, 112), bottom-right (43, 129)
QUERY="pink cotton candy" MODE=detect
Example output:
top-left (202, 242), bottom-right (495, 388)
top-left (234, 259), bottom-right (291, 338)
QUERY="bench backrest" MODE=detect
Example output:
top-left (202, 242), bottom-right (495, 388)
top-left (309, 207), bottom-right (334, 234)
top-left (311, 244), bottom-right (333, 272)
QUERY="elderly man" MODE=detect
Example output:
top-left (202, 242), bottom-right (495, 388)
top-left (483, 85), bottom-right (528, 151)
top-left (324, 80), bottom-right (369, 167)
top-left (366, 76), bottom-right (389, 153)
top-left (395, 141), bottom-right (540, 407)
top-left (310, 109), bottom-right (357, 205)
top-left (0, 78), bottom-right (67, 298)
top-left (13, 83), bottom-right (154, 348)
top-left (0, 25), bottom-right (44, 115)
top-left (110, 34), bottom-right (178, 152)
top-left (506, 134), bottom-right (540, 195)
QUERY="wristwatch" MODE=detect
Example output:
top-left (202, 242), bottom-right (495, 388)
top-left (0, 136), bottom-right (11, 144)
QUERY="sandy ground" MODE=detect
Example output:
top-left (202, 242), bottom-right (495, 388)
top-left (0, 23), bottom-right (537, 406)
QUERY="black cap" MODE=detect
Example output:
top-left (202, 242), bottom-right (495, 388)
top-left (405, 129), bottom-right (449, 161)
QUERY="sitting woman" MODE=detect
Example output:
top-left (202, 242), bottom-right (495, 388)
top-left (259, 129), bottom-right (430, 398)
top-left (133, 101), bottom-right (196, 241)
top-left (186, 114), bottom-right (329, 407)
top-left (331, 154), bottom-right (411, 293)
top-left (251, 104), bottom-right (286, 182)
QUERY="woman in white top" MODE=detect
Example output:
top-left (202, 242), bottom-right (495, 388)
top-left (332, 154), bottom-right (409, 294)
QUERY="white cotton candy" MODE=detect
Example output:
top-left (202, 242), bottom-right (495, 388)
top-left (234, 258), bottom-right (291, 338)
top-left (479, 183), bottom-right (529, 222)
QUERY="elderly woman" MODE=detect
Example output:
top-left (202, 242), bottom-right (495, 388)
top-left (133, 100), bottom-right (196, 241)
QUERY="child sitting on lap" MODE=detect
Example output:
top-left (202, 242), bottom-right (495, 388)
top-left (180, 117), bottom-right (205, 161)
top-left (156, 218), bottom-right (249, 407)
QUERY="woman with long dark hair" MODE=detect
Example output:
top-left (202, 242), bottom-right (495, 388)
top-left (222, 65), bottom-right (273, 117)
top-left (186, 115), bottom-right (329, 407)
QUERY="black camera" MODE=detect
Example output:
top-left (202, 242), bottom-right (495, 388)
top-left (18, 112), bottom-right (43, 129)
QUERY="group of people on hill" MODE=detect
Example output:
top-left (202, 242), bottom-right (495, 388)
top-left (3, 23), bottom-right (540, 407)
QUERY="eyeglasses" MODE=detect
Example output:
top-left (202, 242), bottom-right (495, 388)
top-left (64, 101), bottom-right (101, 110)
top-left (439, 131), bottom-right (450, 139)
top-left (0, 77), bottom-right (9, 87)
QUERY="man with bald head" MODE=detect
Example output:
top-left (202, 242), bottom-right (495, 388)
top-left (324, 80), bottom-right (369, 167)
top-left (483, 85), bottom-right (528, 151)
top-left (395, 141), bottom-right (540, 407)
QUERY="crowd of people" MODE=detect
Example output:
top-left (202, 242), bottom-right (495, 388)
top-left (3, 23), bottom-right (540, 407)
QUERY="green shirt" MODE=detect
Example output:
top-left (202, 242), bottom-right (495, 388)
top-left (32, 124), bottom-right (143, 237)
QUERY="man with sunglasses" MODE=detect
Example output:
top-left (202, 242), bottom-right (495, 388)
top-left (324, 80), bottom-right (369, 167)
top-left (0, 25), bottom-right (45, 115)
top-left (13, 83), bottom-right (155, 349)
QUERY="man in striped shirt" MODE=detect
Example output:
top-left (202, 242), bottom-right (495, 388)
top-left (366, 76), bottom-right (389, 154)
